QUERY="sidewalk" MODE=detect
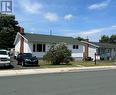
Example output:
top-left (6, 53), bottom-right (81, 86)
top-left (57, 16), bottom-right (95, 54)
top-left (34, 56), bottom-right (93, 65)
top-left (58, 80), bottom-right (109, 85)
top-left (0, 66), bottom-right (116, 77)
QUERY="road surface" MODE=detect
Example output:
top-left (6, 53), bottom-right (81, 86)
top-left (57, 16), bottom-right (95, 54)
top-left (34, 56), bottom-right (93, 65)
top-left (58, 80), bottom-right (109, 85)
top-left (0, 70), bottom-right (116, 95)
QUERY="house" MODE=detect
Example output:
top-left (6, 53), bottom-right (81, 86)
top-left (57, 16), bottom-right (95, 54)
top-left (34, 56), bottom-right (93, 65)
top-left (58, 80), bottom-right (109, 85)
top-left (82, 41), bottom-right (116, 60)
top-left (14, 28), bottom-right (116, 60)
top-left (14, 28), bottom-right (85, 60)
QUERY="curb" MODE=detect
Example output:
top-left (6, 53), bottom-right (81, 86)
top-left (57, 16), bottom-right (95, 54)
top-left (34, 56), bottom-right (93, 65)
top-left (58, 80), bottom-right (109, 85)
top-left (0, 66), bottom-right (116, 77)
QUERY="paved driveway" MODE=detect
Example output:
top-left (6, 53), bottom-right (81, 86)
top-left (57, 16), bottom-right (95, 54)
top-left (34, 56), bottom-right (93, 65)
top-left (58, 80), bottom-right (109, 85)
top-left (0, 57), bottom-right (40, 70)
top-left (0, 70), bottom-right (116, 95)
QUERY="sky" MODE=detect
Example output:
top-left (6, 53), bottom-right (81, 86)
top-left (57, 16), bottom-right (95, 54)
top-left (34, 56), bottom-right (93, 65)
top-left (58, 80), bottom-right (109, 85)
top-left (13, 0), bottom-right (116, 41)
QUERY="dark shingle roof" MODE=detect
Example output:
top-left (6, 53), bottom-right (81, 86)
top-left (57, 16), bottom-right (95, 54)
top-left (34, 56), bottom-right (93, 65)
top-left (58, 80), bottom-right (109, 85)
top-left (90, 42), bottom-right (116, 48)
top-left (24, 33), bottom-right (82, 44)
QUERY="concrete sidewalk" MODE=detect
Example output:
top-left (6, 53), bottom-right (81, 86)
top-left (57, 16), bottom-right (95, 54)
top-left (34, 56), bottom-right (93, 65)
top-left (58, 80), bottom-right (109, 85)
top-left (0, 66), bottom-right (116, 77)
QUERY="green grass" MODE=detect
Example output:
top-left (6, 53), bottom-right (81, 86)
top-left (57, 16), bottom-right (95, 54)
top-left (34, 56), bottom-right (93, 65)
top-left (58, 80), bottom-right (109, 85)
top-left (71, 60), bottom-right (116, 67)
top-left (39, 60), bottom-right (116, 68)
top-left (39, 60), bottom-right (74, 68)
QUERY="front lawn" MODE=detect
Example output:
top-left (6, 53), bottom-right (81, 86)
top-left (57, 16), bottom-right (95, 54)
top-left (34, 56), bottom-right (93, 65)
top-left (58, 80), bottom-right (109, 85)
top-left (39, 60), bottom-right (116, 68)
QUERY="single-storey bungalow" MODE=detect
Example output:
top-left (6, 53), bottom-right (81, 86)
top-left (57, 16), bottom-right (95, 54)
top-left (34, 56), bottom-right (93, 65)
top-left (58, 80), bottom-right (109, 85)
top-left (14, 29), bottom-right (85, 60)
top-left (14, 28), bottom-right (116, 60)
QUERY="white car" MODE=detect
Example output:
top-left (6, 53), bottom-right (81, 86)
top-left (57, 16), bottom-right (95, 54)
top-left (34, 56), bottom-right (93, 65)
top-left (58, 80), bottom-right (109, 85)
top-left (0, 50), bottom-right (11, 66)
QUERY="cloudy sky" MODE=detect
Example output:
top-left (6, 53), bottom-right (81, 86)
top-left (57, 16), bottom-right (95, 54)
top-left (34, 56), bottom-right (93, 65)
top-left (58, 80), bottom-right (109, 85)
top-left (13, 0), bottom-right (116, 41)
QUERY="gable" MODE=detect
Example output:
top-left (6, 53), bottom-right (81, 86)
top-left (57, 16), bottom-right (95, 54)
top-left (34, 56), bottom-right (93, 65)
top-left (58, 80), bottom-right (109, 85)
top-left (14, 32), bottom-right (28, 45)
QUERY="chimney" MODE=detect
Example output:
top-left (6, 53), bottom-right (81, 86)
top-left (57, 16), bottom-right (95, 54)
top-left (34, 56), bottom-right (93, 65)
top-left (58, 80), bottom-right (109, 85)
top-left (19, 27), bottom-right (24, 53)
top-left (84, 39), bottom-right (89, 59)
top-left (19, 27), bottom-right (24, 35)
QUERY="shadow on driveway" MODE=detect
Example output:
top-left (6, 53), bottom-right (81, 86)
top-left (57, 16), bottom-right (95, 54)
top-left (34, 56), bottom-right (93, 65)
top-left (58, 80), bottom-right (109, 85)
top-left (0, 65), bottom-right (14, 70)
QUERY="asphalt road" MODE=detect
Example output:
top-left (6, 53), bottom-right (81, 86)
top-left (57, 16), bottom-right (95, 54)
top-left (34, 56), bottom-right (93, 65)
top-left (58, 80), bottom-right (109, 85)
top-left (0, 70), bottom-right (116, 95)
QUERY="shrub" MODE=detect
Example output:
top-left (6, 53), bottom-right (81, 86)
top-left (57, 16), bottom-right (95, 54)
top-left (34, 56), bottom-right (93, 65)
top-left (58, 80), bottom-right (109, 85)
top-left (63, 56), bottom-right (74, 64)
top-left (43, 43), bottom-right (72, 65)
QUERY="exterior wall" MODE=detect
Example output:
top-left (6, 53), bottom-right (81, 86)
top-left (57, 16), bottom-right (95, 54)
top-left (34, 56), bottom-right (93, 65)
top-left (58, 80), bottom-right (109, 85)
top-left (111, 48), bottom-right (116, 60)
top-left (28, 43), bottom-right (84, 60)
top-left (67, 44), bottom-right (84, 60)
top-left (88, 45), bottom-right (96, 60)
top-left (14, 37), bottom-right (20, 56)
top-left (24, 40), bottom-right (32, 53)
top-left (113, 49), bottom-right (116, 59)
top-left (99, 48), bottom-right (116, 60)
top-left (15, 35), bottom-right (32, 56)
top-left (114, 49), bottom-right (116, 58)
top-left (32, 43), bottom-right (51, 58)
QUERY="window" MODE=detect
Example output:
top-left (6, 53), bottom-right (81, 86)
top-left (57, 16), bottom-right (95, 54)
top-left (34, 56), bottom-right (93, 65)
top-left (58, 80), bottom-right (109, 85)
top-left (73, 45), bottom-right (75, 49)
top-left (106, 49), bottom-right (110, 53)
top-left (43, 44), bottom-right (45, 52)
top-left (37, 44), bottom-right (42, 52)
top-left (0, 51), bottom-right (7, 55)
top-left (33, 44), bottom-right (36, 52)
top-left (73, 45), bottom-right (79, 49)
top-left (33, 44), bottom-right (46, 52)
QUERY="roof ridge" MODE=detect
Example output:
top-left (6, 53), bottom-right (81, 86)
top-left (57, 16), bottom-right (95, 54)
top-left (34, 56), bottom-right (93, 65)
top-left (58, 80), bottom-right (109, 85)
top-left (91, 42), bottom-right (116, 45)
top-left (25, 33), bottom-right (73, 38)
top-left (24, 32), bottom-right (82, 44)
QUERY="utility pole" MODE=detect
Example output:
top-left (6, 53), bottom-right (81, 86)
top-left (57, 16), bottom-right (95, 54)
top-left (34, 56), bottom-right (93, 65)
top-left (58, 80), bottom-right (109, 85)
top-left (50, 29), bottom-right (52, 35)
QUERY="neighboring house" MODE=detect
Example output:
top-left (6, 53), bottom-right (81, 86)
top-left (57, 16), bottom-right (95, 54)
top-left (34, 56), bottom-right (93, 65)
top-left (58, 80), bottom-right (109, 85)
top-left (82, 41), bottom-right (116, 60)
top-left (14, 28), bottom-right (116, 60)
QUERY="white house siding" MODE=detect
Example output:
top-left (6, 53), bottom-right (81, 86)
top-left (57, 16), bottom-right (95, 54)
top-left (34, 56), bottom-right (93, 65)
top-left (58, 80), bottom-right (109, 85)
top-left (14, 37), bottom-right (20, 56)
top-left (14, 37), bottom-right (32, 56)
top-left (26, 43), bottom-right (84, 60)
top-left (24, 40), bottom-right (32, 53)
top-left (32, 43), bottom-right (51, 58)
top-left (88, 45), bottom-right (96, 60)
top-left (67, 44), bottom-right (84, 60)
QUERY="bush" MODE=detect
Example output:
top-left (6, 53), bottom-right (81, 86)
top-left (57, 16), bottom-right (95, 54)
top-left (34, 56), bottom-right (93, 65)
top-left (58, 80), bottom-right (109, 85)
top-left (43, 43), bottom-right (72, 65)
top-left (63, 56), bottom-right (74, 64)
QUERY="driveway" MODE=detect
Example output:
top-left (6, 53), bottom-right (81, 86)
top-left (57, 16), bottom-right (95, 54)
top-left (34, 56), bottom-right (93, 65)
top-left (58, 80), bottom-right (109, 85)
top-left (0, 57), bottom-right (40, 70)
top-left (0, 70), bottom-right (116, 95)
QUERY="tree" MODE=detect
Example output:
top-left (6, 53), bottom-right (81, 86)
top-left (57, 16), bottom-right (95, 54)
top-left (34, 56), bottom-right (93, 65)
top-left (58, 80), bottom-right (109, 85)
top-left (99, 35), bottom-right (116, 44)
top-left (99, 35), bottom-right (110, 43)
top-left (110, 35), bottom-right (116, 44)
top-left (0, 13), bottom-right (20, 49)
top-left (75, 37), bottom-right (85, 41)
top-left (43, 43), bottom-right (72, 65)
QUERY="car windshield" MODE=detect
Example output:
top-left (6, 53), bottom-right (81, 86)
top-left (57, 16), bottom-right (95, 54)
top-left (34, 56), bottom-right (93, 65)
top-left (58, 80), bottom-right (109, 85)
top-left (0, 51), bottom-right (7, 55)
top-left (23, 53), bottom-right (32, 58)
